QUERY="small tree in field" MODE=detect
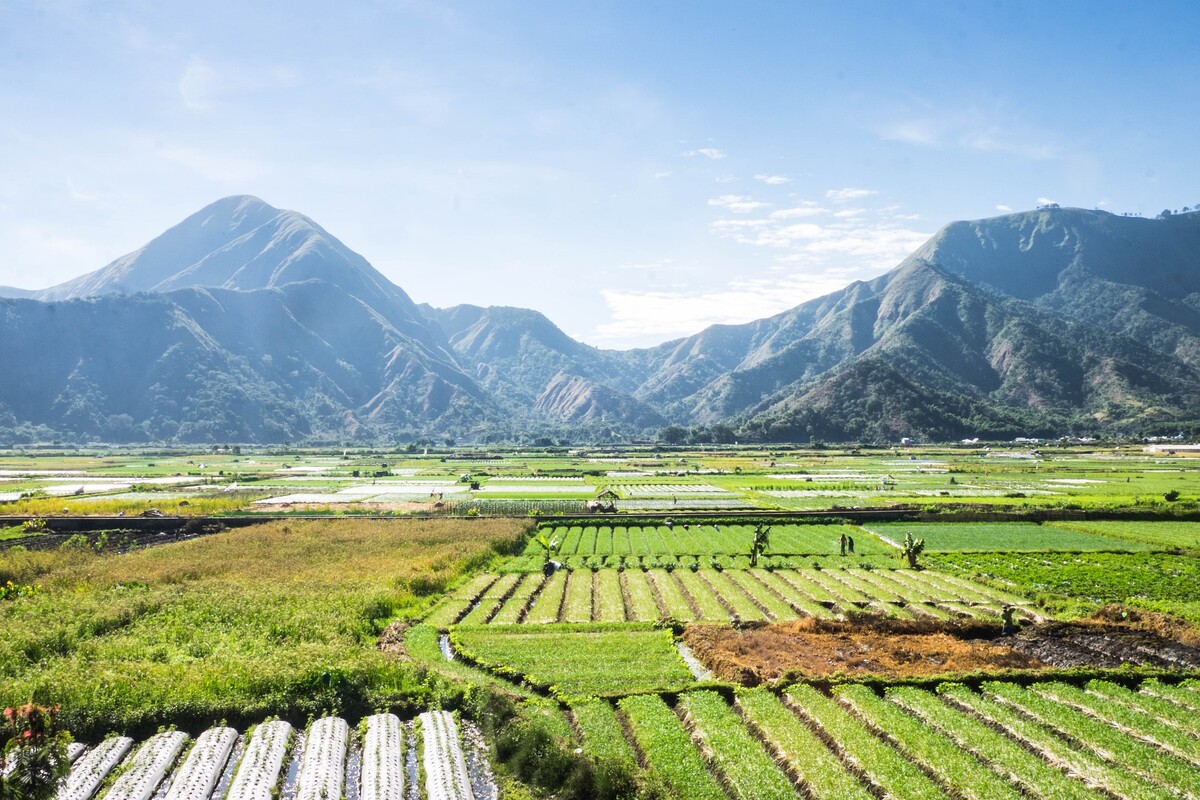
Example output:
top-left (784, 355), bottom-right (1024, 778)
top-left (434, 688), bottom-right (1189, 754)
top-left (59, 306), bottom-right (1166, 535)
top-left (901, 532), bottom-right (925, 569)
top-left (1, 704), bottom-right (70, 800)
top-left (749, 524), bottom-right (771, 567)
top-left (534, 532), bottom-right (561, 575)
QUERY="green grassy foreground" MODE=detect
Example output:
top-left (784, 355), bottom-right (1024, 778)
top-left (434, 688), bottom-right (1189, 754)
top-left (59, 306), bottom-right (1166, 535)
top-left (0, 517), bottom-right (530, 736)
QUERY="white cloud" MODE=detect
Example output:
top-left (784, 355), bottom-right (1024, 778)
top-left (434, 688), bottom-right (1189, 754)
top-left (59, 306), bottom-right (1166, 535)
top-left (681, 147), bottom-right (727, 159)
top-left (825, 187), bottom-right (878, 203)
top-left (754, 174), bottom-right (790, 185)
top-left (592, 273), bottom-right (859, 345)
top-left (995, 204), bottom-right (1012, 213)
top-left (710, 199), bottom-right (931, 270)
top-left (653, 170), bottom-right (672, 179)
top-left (708, 194), bottom-right (769, 213)
top-left (769, 203), bottom-right (826, 220)
top-left (1036, 196), bottom-right (1057, 206)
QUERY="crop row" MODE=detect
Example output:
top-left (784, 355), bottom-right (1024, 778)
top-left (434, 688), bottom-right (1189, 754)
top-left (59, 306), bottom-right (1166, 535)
top-left (418, 710), bottom-right (475, 800)
top-left (55, 714), bottom-right (490, 800)
top-left (603, 484), bottom-right (735, 497)
top-left (428, 567), bottom-right (1033, 627)
top-left (527, 523), bottom-right (894, 557)
top-left (572, 678), bottom-right (1200, 799)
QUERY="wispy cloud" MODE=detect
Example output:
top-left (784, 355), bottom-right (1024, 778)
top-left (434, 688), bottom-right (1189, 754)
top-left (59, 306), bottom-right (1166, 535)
top-left (653, 170), bottom-right (672, 179)
top-left (65, 177), bottom-right (96, 204)
top-left (179, 59), bottom-right (217, 109)
top-left (708, 194), bottom-right (769, 213)
top-left (754, 174), bottom-right (790, 185)
top-left (1036, 196), bottom-right (1057, 206)
top-left (995, 204), bottom-right (1012, 213)
top-left (682, 147), bottom-right (727, 159)
top-left (825, 187), bottom-right (878, 203)
top-left (592, 273), bottom-right (858, 345)
top-left (879, 107), bottom-right (1062, 161)
top-left (769, 203), bottom-right (826, 219)
top-left (709, 190), bottom-right (931, 271)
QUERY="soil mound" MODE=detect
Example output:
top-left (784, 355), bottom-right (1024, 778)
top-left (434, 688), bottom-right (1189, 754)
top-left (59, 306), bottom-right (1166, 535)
top-left (1008, 606), bottom-right (1200, 669)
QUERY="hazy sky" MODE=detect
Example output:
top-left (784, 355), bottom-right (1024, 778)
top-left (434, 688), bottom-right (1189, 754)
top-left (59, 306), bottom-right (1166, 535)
top-left (3, 1), bottom-right (1198, 347)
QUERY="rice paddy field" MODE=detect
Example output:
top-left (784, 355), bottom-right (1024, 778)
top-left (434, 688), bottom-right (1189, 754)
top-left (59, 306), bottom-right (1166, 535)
top-left (4, 444), bottom-right (1200, 799)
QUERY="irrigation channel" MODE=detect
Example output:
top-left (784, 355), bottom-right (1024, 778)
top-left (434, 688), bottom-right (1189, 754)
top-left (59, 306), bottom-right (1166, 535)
top-left (56, 712), bottom-right (495, 800)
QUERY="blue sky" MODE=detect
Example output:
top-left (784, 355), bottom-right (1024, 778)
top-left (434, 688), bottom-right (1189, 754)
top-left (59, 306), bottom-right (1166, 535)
top-left (2, 1), bottom-right (1198, 347)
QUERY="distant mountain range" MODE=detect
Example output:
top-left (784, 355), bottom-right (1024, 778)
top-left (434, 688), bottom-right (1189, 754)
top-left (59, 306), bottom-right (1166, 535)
top-left (3, 195), bottom-right (1199, 444)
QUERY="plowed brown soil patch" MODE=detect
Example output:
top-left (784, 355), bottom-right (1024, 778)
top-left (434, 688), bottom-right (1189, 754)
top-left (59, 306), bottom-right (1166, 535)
top-left (683, 618), bottom-right (1042, 684)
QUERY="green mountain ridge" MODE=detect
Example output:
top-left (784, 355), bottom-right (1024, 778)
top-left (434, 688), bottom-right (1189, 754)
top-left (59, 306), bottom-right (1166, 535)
top-left (2, 198), bottom-right (1198, 443)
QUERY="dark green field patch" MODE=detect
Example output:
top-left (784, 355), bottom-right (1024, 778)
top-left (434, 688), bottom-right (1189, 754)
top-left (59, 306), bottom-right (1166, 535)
top-left (867, 522), bottom-right (1149, 552)
top-left (929, 551), bottom-right (1200, 622)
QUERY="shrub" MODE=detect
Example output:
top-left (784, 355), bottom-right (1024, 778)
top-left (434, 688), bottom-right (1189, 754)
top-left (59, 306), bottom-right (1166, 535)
top-left (0, 704), bottom-right (70, 800)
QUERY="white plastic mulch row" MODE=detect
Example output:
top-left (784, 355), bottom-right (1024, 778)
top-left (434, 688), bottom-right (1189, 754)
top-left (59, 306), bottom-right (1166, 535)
top-left (224, 720), bottom-right (293, 800)
top-left (606, 484), bottom-right (734, 497)
top-left (419, 711), bottom-right (475, 800)
top-left (294, 717), bottom-right (349, 800)
top-left (486, 476), bottom-right (585, 482)
top-left (55, 713), bottom-right (485, 800)
top-left (102, 730), bottom-right (188, 800)
top-left (475, 484), bottom-right (587, 493)
top-left (163, 727), bottom-right (238, 800)
top-left (57, 736), bottom-right (134, 800)
top-left (361, 714), bottom-right (405, 800)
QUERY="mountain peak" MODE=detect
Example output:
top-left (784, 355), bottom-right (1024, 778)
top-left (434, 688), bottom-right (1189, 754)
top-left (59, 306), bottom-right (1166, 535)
top-left (28, 196), bottom-right (423, 320)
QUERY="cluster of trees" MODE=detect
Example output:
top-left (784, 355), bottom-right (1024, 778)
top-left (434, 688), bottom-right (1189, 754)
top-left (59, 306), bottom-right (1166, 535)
top-left (655, 424), bottom-right (739, 445)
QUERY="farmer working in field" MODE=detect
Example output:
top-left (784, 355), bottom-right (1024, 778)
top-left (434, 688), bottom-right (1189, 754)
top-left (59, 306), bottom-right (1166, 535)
top-left (839, 532), bottom-right (847, 556)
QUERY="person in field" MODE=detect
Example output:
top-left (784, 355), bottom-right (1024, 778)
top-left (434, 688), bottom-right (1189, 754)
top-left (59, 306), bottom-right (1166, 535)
top-left (1001, 606), bottom-right (1017, 635)
top-left (839, 532), bottom-right (847, 556)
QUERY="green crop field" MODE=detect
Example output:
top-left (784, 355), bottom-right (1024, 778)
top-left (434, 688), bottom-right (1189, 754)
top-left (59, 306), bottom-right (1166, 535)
top-left (527, 522), bottom-right (895, 557)
top-left (424, 566), bottom-right (1032, 626)
top-left (866, 521), bottom-right (1151, 552)
top-left (1048, 520), bottom-right (1200, 549)
top-left (5, 444), bottom-right (1200, 800)
top-left (930, 550), bottom-right (1200, 621)
top-left (450, 623), bottom-right (695, 698)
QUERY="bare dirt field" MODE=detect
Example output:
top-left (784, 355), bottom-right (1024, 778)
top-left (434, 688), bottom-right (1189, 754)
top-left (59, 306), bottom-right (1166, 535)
top-left (683, 608), bottom-right (1200, 684)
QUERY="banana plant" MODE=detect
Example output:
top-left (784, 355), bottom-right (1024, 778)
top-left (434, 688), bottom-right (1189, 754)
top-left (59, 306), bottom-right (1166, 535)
top-left (534, 532), bottom-right (561, 574)
top-left (902, 531), bottom-right (926, 569)
top-left (749, 524), bottom-right (771, 567)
